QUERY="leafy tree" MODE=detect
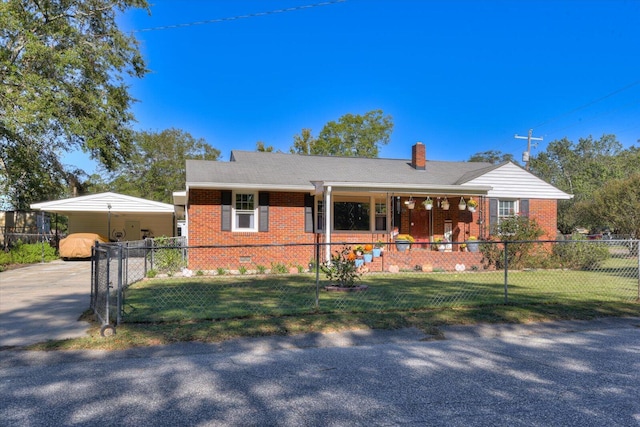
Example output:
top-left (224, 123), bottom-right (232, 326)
top-left (0, 0), bottom-right (149, 209)
top-left (468, 150), bottom-right (514, 164)
top-left (290, 110), bottom-right (393, 157)
top-left (256, 141), bottom-right (275, 152)
top-left (529, 134), bottom-right (633, 233)
top-left (579, 174), bottom-right (640, 238)
top-left (290, 128), bottom-right (316, 155)
top-left (88, 129), bottom-right (220, 203)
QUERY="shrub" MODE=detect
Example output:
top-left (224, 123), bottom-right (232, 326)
top-left (238, 265), bottom-right (247, 275)
top-left (0, 240), bottom-right (58, 267)
top-left (256, 265), bottom-right (267, 274)
top-left (270, 262), bottom-right (288, 274)
top-left (552, 234), bottom-right (610, 270)
top-left (481, 216), bottom-right (545, 269)
top-left (321, 246), bottom-right (361, 287)
top-left (216, 267), bottom-right (226, 276)
top-left (150, 236), bottom-right (186, 275)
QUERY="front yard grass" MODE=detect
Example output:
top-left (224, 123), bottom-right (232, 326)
top-left (25, 265), bottom-right (639, 351)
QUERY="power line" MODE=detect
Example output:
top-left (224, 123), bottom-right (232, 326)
top-left (534, 79), bottom-right (640, 129)
top-left (133, 0), bottom-right (347, 33)
top-left (540, 98), bottom-right (640, 139)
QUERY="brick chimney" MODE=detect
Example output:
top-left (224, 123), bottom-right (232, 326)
top-left (411, 142), bottom-right (426, 170)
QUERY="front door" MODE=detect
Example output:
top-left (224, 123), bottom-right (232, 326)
top-left (124, 220), bottom-right (140, 241)
top-left (410, 203), bottom-right (431, 240)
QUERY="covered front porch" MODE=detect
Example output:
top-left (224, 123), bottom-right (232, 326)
top-left (314, 181), bottom-right (492, 262)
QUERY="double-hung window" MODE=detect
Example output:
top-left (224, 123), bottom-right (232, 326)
top-left (233, 192), bottom-right (257, 231)
top-left (375, 200), bottom-right (387, 231)
top-left (498, 200), bottom-right (518, 221)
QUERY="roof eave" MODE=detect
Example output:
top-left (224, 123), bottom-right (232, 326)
top-left (314, 181), bottom-right (492, 195)
top-left (186, 182), bottom-right (316, 192)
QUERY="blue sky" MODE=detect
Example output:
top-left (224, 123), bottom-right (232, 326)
top-left (67, 0), bottom-right (640, 171)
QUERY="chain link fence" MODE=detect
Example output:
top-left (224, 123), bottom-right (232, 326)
top-left (91, 238), bottom-right (640, 330)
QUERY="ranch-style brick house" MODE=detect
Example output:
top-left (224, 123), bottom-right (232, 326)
top-left (183, 142), bottom-right (572, 271)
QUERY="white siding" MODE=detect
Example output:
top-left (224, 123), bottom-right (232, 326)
top-left (462, 163), bottom-right (572, 199)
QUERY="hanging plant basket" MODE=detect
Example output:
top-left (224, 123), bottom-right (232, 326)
top-left (422, 197), bottom-right (433, 210)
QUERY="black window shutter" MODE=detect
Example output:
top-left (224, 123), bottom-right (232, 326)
top-left (221, 190), bottom-right (232, 231)
top-left (304, 194), bottom-right (314, 233)
top-left (520, 199), bottom-right (530, 217)
top-left (259, 192), bottom-right (269, 232)
top-left (489, 198), bottom-right (498, 235)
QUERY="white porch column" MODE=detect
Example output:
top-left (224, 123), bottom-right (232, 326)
top-left (324, 186), bottom-right (332, 262)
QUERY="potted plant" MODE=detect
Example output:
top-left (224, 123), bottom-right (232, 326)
top-left (395, 234), bottom-right (414, 252)
top-left (405, 197), bottom-right (415, 209)
top-left (467, 198), bottom-right (478, 212)
top-left (422, 197), bottom-right (433, 210)
top-left (435, 238), bottom-right (446, 252)
top-left (373, 241), bottom-right (384, 257)
top-left (458, 197), bottom-right (467, 210)
top-left (466, 236), bottom-right (479, 252)
top-left (354, 245), bottom-right (365, 256)
top-left (441, 197), bottom-right (450, 210)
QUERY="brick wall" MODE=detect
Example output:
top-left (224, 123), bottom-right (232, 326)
top-left (187, 189), bottom-right (559, 270)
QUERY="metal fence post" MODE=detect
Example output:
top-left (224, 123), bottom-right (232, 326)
top-left (90, 245), bottom-right (95, 309)
top-left (117, 245), bottom-right (123, 325)
top-left (503, 241), bottom-right (509, 304)
top-left (105, 248), bottom-right (111, 326)
top-left (637, 240), bottom-right (640, 301)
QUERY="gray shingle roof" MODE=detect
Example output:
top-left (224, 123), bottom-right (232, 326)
top-left (187, 150), bottom-right (494, 190)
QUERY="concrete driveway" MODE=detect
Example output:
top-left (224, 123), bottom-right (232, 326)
top-left (0, 260), bottom-right (92, 348)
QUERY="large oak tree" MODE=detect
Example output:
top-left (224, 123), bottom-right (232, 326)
top-left (1, 0), bottom-right (149, 209)
top-left (88, 128), bottom-right (220, 204)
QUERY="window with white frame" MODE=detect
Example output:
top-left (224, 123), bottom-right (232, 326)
top-left (316, 200), bottom-right (324, 231)
top-left (334, 198), bottom-right (370, 231)
top-left (375, 200), bottom-right (387, 231)
top-left (233, 192), bottom-right (257, 231)
top-left (498, 200), bottom-right (518, 221)
top-left (315, 196), bottom-right (390, 232)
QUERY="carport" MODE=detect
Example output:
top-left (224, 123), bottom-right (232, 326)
top-left (30, 192), bottom-right (177, 241)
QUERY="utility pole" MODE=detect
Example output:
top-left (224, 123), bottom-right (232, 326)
top-left (515, 129), bottom-right (543, 170)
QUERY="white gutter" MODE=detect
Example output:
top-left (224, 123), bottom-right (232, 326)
top-left (316, 181), bottom-right (492, 195)
top-left (187, 182), bottom-right (315, 192)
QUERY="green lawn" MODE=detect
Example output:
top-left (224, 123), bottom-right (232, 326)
top-left (122, 265), bottom-right (639, 323)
